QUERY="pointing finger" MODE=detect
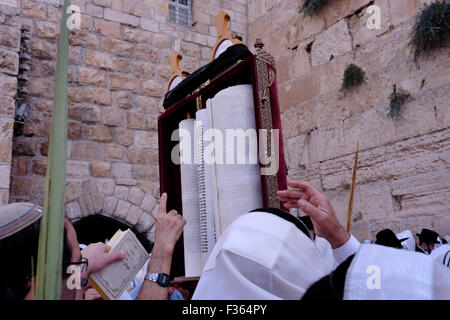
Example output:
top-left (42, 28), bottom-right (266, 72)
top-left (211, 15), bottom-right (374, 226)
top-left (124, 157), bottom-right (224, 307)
top-left (158, 193), bottom-right (168, 215)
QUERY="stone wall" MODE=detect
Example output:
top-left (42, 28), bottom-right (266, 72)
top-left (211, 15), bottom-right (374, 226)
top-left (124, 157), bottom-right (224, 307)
top-left (0, 3), bottom-right (20, 206)
top-left (7, 0), bottom-right (248, 239)
top-left (248, 0), bottom-right (450, 239)
top-left (3, 0), bottom-right (448, 242)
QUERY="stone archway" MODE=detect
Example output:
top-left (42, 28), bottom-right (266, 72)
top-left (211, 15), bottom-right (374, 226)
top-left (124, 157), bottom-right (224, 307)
top-left (64, 179), bottom-right (158, 240)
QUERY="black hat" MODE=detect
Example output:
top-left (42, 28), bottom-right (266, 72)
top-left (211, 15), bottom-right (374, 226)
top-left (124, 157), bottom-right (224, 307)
top-left (375, 229), bottom-right (408, 248)
top-left (416, 228), bottom-right (440, 244)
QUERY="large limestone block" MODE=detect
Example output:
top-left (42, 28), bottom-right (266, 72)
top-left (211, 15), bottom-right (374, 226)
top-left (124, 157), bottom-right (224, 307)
top-left (326, 181), bottom-right (395, 227)
top-left (311, 20), bottom-right (353, 67)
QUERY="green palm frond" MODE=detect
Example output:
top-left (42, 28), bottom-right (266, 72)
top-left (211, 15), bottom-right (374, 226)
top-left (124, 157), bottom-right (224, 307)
top-left (36, 0), bottom-right (71, 300)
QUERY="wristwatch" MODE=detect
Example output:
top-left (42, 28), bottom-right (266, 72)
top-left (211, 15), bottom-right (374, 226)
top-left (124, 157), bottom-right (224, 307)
top-left (144, 272), bottom-right (170, 287)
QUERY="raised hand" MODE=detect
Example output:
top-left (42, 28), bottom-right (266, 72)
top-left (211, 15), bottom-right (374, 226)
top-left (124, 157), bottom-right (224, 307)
top-left (277, 180), bottom-right (349, 248)
top-left (154, 193), bottom-right (186, 254)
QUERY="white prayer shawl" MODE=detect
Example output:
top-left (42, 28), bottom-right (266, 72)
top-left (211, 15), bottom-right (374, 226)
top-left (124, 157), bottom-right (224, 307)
top-left (315, 236), bottom-right (338, 272)
top-left (192, 211), bottom-right (327, 300)
top-left (396, 230), bottom-right (416, 251)
top-left (344, 244), bottom-right (450, 300)
top-left (429, 244), bottom-right (450, 270)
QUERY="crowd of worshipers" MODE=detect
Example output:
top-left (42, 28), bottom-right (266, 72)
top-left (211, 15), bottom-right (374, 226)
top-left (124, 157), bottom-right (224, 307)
top-left (1, 181), bottom-right (449, 300)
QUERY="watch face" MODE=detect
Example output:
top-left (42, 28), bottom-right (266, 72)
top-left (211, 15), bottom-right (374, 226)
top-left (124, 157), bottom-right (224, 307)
top-left (158, 273), bottom-right (170, 286)
top-left (146, 273), bottom-right (170, 287)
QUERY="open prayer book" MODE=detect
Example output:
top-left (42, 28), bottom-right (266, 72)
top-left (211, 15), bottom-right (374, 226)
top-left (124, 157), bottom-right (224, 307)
top-left (179, 85), bottom-right (267, 277)
top-left (89, 229), bottom-right (149, 300)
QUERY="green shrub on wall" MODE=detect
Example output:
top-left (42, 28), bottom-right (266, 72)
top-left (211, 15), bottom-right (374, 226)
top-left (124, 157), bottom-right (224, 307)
top-left (299, 0), bottom-right (331, 16)
top-left (388, 85), bottom-right (410, 120)
top-left (410, 0), bottom-right (450, 60)
top-left (341, 64), bottom-right (366, 91)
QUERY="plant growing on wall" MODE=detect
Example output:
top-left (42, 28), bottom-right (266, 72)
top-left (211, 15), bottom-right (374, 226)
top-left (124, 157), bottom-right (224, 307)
top-left (388, 84), bottom-right (410, 120)
top-left (410, 0), bottom-right (450, 61)
top-left (299, 0), bottom-right (331, 16)
top-left (341, 64), bottom-right (366, 91)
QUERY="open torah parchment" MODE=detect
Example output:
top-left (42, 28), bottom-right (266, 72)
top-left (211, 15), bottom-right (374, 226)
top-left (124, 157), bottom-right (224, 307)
top-left (179, 85), bottom-right (263, 277)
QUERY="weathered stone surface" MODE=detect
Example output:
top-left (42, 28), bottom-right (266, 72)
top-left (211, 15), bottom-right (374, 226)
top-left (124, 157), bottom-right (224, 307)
top-left (122, 26), bottom-right (152, 43)
top-left (140, 79), bottom-right (163, 97)
top-left (65, 181), bottom-right (82, 202)
top-left (86, 125), bottom-right (114, 143)
top-left (128, 147), bottom-right (146, 164)
top-left (94, 18), bottom-right (120, 38)
top-left (116, 178), bottom-right (137, 186)
top-left (103, 196), bottom-right (118, 215)
top-left (85, 51), bottom-right (116, 70)
top-left (0, 140), bottom-right (12, 163)
top-left (30, 38), bottom-right (57, 60)
top-left (136, 210), bottom-right (155, 233)
top-left (0, 73), bottom-right (16, 96)
top-left (0, 47), bottom-right (18, 75)
top-left (141, 194), bottom-right (157, 212)
top-left (103, 108), bottom-right (125, 127)
top-left (71, 142), bottom-right (100, 160)
top-left (390, 0), bottom-right (419, 27)
top-left (36, 21), bottom-right (58, 41)
top-left (321, 128), bottom-right (450, 191)
top-left (0, 95), bottom-right (14, 116)
top-left (102, 37), bottom-right (134, 57)
top-left (135, 130), bottom-right (158, 148)
top-left (31, 158), bottom-right (46, 175)
top-left (110, 73), bottom-right (138, 91)
top-left (13, 136), bottom-right (37, 156)
top-left (85, 87), bottom-right (111, 105)
top-left (114, 185), bottom-right (130, 199)
top-left (116, 128), bottom-right (134, 146)
top-left (103, 144), bottom-right (126, 162)
top-left (114, 199), bottom-right (131, 220)
top-left (118, 58), bottom-right (130, 72)
top-left (278, 71), bottom-right (321, 112)
top-left (93, 0), bottom-right (111, 7)
top-left (66, 201), bottom-right (82, 220)
top-left (10, 176), bottom-right (42, 196)
top-left (92, 192), bottom-right (105, 213)
top-left (70, 30), bottom-right (99, 49)
top-left (126, 205), bottom-right (143, 225)
top-left (135, 95), bottom-right (158, 113)
top-left (90, 161), bottom-right (111, 177)
top-left (327, 181), bottom-right (395, 226)
top-left (27, 78), bottom-right (54, 99)
top-left (96, 178), bottom-right (115, 195)
top-left (111, 90), bottom-right (133, 109)
top-left (22, 0), bottom-right (46, 19)
top-left (77, 67), bottom-right (107, 86)
top-left (132, 60), bottom-right (153, 76)
top-left (127, 112), bottom-right (144, 129)
top-left (111, 162), bottom-right (132, 178)
top-left (66, 160), bottom-right (89, 179)
top-left (128, 186), bottom-right (144, 205)
top-left (391, 169), bottom-right (450, 218)
top-left (135, 46), bottom-right (159, 62)
top-left (104, 8), bottom-right (139, 26)
top-left (311, 19), bottom-right (353, 67)
top-left (69, 104), bottom-right (102, 123)
top-left (86, 4), bottom-right (103, 17)
top-left (132, 165), bottom-right (158, 180)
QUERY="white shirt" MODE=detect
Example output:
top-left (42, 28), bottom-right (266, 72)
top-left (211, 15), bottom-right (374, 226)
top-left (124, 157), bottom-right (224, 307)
top-left (332, 234), bottom-right (360, 265)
